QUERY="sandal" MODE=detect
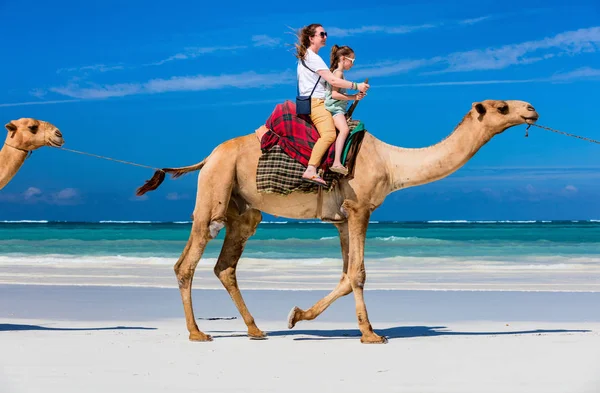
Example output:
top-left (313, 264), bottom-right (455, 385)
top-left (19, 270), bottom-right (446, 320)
top-left (330, 165), bottom-right (349, 176)
top-left (302, 174), bottom-right (327, 187)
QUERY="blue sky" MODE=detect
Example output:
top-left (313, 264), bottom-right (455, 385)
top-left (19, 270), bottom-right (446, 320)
top-left (1, 0), bottom-right (599, 221)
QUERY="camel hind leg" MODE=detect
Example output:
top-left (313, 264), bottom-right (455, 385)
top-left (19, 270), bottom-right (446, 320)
top-left (288, 222), bottom-right (352, 328)
top-left (214, 205), bottom-right (265, 339)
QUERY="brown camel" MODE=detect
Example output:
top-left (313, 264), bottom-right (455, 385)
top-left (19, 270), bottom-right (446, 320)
top-left (1, 118), bottom-right (64, 190)
top-left (137, 99), bottom-right (539, 343)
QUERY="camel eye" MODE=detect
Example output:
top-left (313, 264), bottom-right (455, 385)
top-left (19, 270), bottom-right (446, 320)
top-left (29, 125), bottom-right (39, 134)
top-left (498, 105), bottom-right (509, 115)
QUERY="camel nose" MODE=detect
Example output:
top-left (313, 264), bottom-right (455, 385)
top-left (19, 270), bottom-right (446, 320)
top-left (527, 105), bottom-right (535, 112)
top-left (55, 130), bottom-right (63, 138)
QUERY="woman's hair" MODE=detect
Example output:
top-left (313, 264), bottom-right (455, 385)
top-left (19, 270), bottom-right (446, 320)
top-left (295, 24), bottom-right (322, 59)
top-left (329, 45), bottom-right (354, 71)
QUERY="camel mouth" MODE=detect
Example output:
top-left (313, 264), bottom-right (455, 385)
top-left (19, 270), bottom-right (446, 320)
top-left (47, 138), bottom-right (65, 148)
top-left (522, 115), bottom-right (539, 125)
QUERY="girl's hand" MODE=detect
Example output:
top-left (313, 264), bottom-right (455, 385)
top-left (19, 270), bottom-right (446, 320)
top-left (355, 92), bottom-right (366, 101)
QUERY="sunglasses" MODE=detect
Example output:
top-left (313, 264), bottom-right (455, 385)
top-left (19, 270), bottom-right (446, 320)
top-left (315, 31), bottom-right (327, 38)
top-left (345, 56), bottom-right (355, 64)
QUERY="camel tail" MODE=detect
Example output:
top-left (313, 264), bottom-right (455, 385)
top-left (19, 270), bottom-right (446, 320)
top-left (135, 159), bottom-right (207, 196)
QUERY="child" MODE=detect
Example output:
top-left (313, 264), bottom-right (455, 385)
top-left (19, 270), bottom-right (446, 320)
top-left (324, 45), bottom-right (365, 176)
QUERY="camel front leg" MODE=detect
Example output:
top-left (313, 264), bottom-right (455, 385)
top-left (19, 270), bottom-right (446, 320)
top-left (288, 222), bottom-right (352, 328)
top-left (345, 201), bottom-right (387, 344)
top-left (214, 207), bottom-right (266, 339)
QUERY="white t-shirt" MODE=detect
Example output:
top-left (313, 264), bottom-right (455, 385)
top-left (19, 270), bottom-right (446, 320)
top-left (297, 49), bottom-right (328, 99)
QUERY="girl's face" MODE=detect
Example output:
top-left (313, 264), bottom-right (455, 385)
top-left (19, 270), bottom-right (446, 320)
top-left (342, 53), bottom-right (355, 70)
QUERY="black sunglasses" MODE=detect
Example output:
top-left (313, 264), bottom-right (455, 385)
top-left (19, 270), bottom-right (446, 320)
top-left (315, 31), bottom-right (327, 38)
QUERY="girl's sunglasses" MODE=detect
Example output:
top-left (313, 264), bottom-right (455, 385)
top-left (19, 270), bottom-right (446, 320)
top-left (345, 56), bottom-right (355, 64)
top-left (315, 31), bottom-right (327, 38)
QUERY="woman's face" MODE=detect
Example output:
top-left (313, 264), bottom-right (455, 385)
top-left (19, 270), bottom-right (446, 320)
top-left (309, 26), bottom-right (327, 50)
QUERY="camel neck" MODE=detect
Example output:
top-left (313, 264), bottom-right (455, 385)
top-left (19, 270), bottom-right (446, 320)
top-left (384, 116), bottom-right (494, 192)
top-left (0, 143), bottom-right (29, 190)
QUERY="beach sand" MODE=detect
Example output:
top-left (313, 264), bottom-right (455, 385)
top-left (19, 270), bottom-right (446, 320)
top-left (1, 285), bottom-right (599, 392)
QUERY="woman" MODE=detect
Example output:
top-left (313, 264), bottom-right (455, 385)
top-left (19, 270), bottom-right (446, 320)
top-left (296, 24), bottom-right (369, 186)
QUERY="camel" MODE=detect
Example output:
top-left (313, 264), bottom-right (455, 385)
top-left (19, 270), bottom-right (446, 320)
top-left (136, 99), bottom-right (539, 343)
top-left (1, 118), bottom-right (64, 190)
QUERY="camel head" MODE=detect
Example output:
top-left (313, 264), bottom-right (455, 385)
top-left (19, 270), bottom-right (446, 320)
top-left (471, 100), bottom-right (539, 135)
top-left (4, 118), bottom-right (64, 151)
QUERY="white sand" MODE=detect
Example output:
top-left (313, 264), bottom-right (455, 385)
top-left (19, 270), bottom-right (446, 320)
top-left (1, 285), bottom-right (599, 393)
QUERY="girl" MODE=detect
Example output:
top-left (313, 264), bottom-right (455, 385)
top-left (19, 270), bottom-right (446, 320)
top-left (325, 45), bottom-right (365, 175)
top-left (295, 24), bottom-right (369, 186)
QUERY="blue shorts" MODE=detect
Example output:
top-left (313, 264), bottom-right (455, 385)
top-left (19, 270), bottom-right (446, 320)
top-left (328, 107), bottom-right (346, 117)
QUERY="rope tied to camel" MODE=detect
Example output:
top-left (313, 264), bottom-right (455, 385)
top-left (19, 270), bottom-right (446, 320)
top-left (525, 124), bottom-right (600, 145)
top-left (53, 146), bottom-right (165, 172)
top-left (51, 146), bottom-right (167, 195)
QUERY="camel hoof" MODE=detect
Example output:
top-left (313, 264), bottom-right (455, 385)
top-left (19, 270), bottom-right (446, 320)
top-left (189, 332), bottom-right (213, 342)
top-left (249, 333), bottom-right (268, 340)
top-left (287, 306), bottom-right (301, 329)
top-left (248, 327), bottom-right (268, 340)
top-left (360, 334), bottom-right (388, 344)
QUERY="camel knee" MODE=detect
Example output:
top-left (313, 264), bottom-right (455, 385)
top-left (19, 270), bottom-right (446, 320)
top-left (174, 266), bottom-right (194, 289)
top-left (214, 266), bottom-right (237, 288)
top-left (348, 270), bottom-right (366, 289)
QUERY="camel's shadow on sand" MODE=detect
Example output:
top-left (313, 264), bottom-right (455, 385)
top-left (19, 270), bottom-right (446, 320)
top-left (213, 326), bottom-right (591, 341)
top-left (0, 324), bottom-right (156, 332)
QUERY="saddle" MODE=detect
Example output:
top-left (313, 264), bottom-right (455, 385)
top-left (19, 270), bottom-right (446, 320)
top-left (255, 100), bottom-right (366, 195)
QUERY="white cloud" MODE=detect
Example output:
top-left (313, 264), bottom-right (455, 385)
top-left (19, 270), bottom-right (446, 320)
top-left (564, 185), bottom-right (578, 193)
top-left (0, 99), bottom-right (82, 107)
top-left (459, 16), bottom-right (491, 25)
top-left (252, 35), bottom-right (281, 47)
top-left (147, 45), bottom-right (247, 66)
top-left (351, 26), bottom-right (600, 79)
top-left (439, 26), bottom-right (600, 73)
top-left (328, 24), bottom-right (437, 38)
top-left (23, 187), bottom-right (42, 199)
top-left (352, 58), bottom-right (443, 79)
top-left (0, 187), bottom-right (80, 205)
top-left (550, 66), bottom-right (600, 81)
top-left (58, 64), bottom-right (125, 74)
top-left (50, 70), bottom-right (294, 99)
top-left (166, 192), bottom-right (190, 201)
top-left (377, 67), bottom-right (600, 88)
top-left (54, 188), bottom-right (78, 200)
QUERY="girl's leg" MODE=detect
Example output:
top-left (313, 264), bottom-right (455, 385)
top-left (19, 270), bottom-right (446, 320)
top-left (303, 99), bottom-right (336, 184)
top-left (332, 113), bottom-right (350, 169)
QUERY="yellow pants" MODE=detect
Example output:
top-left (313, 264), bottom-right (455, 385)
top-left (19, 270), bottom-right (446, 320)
top-left (308, 98), bottom-right (337, 167)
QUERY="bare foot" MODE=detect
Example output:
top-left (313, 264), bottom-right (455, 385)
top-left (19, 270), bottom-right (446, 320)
top-left (302, 174), bottom-right (327, 186)
top-left (330, 165), bottom-right (349, 175)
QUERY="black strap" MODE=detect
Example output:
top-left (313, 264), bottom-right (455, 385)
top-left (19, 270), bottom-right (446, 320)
top-left (298, 59), bottom-right (321, 97)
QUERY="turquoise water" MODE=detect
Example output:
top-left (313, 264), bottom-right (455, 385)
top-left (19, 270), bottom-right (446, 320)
top-left (1, 220), bottom-right (600, 261)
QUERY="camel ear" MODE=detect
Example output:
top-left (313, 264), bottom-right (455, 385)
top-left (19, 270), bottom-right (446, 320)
top-left (473, 102), bottom-right (486, 115)
top-left (5, 122), bottom-right (17, 132)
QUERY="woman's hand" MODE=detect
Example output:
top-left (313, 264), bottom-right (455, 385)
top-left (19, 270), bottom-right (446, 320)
top-left (355, 92), bottom-right (366, 101)
top-left (357, 82), bottom-right (370, 92)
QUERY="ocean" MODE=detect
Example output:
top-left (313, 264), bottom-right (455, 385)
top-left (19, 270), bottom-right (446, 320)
top-left (1, 220), bottom-right (599, 291)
